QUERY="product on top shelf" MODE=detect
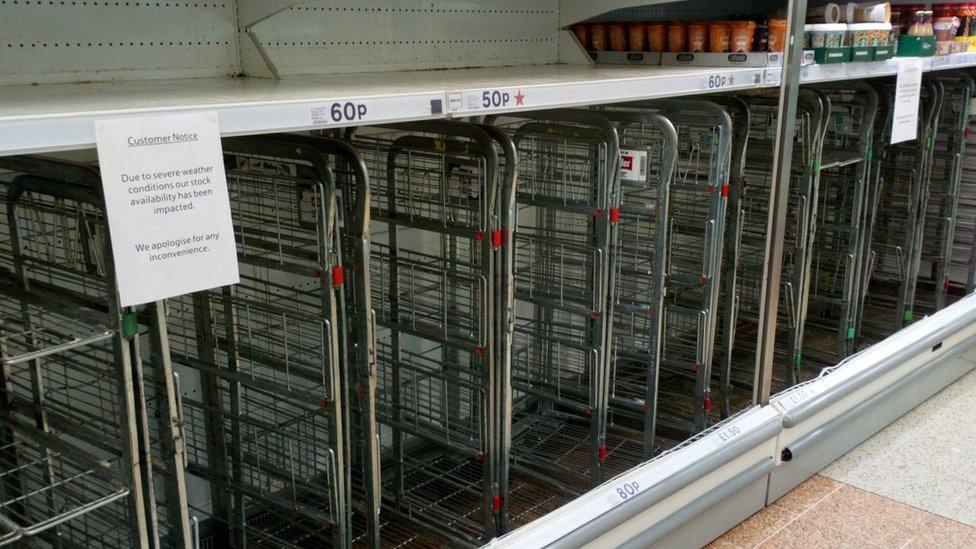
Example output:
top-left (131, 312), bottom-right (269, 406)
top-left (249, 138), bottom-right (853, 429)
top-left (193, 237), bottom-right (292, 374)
top-left (609, 23), bottom-right (628, 51)
top-left (730, 21), bottom-right (757, 52)
top-left (768, 18), bottom-right (788, 51)
top-left (708, 21), bottom-right (732, 52)
top-left (648, 22), bottom-right (666, 51)
top-left (628, 22), bottom-right (647, 51)
top-left (668, 22), bottom-right (688, 52)
top-left (805, 23), bottom-right (847, 48)
top-left (591, 23), bottom-right (608, 50)
top-left (808, 3), bottom-right (843, 24)
top-left (907, 10), bottom-right (934, 36)
top-left (848, 22), bottom-right (893, 47)
top-left (848, 2), bottom-right (891, 24)
top-left (933, 15), bottom-right (960, 42)
top-left (688, 22), bottom-right (708, 52)
top-left (571, 23), bottom-right (590, 47)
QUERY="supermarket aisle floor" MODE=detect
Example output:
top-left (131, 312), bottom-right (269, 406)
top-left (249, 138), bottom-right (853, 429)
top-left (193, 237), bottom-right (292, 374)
top-left (710, 350), bottom-right (976, 548)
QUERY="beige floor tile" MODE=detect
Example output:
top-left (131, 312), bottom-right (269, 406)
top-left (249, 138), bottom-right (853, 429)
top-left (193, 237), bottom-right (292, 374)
top-left (769, 474), bottom-right (842, 515)
top-left (714, 504), bottom-right (795, 548)
top-left (755, 513), bottom-right (882, 549)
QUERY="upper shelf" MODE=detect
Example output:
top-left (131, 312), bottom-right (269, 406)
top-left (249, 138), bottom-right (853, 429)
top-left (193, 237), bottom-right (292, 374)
top-left (2, 53), bottom-right (976, 156)
top-left (0, 64), bottom-right (772, 156)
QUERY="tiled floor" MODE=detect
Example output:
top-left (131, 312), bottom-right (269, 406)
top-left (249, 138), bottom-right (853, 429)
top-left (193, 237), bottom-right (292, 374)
top-left (711, 349), bottom-right (976, 548)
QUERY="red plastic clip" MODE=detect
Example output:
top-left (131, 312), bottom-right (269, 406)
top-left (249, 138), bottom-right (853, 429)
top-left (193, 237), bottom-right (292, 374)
top-left (491, 230), bottom-right (503, 249)
top-left (609, 208), bottom-right (620, 223)
top-left (699, 275), bottom-right (707, 286)
top-left (598, 445), bottom-right (607, 461)
top-left (594, 208), bottom-right (605, 218)
top-left (584, 407), bottom-right (594, 417)
top-left (492, 495), bottom-right (502, 512)
top-left (944, 279), bottom-right (951, 291)
top-left (704, 395), bottom-right (713, 412)
top-left (474, 346), bottom-right (485, 357)
top-left (692, 362), bottom-right (700, 373)
top-left (474, 452), bottom-right (485, 462)
top-left (331, 266), bottom-right (345, 287)
top-left (721, 183), bottom-right (730, 198)
top-left (589, 309), bottom-right (600, 320)
top-left (319, 398), bottom-right (330, 411)
top-left (706, 184), bottom-right (714, 194)
top-left (475, 231), bottom-right (485, 241)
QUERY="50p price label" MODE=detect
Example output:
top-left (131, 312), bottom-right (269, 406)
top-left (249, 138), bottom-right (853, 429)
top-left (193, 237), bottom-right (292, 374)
top-left (448, 88), bottom-right (527, 113)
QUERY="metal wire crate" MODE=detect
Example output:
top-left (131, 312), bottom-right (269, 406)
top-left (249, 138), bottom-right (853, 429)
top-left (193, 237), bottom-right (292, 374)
top-left (494, 109), bottom-right (619, 498)
top-left (802, 83), bottom-right (878, 369)
top-left (715, 90), bottom-right (827, 410)
top-left (352, 120), bottom-right (512, 545)
top-left (600, 110), bottom-right (676, 464)
top-left (859, 79), bottom-right (943, 342)
top-left (916, 72), bottom-right (975, 315)
top-left (603, 100), bottom-right (733, 438)
top-left (949, 74), bottom-right (976, 300)
top-left (0, 157), bottom-right (191, 548)
top-left (167, 135), bottom-right (373, 548)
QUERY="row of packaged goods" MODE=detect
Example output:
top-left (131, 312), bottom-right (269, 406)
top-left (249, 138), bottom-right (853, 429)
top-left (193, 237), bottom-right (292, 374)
top-left (576, 2), bottom-right (976, 69)
top-left (0, 72), bottom-right (973, 547)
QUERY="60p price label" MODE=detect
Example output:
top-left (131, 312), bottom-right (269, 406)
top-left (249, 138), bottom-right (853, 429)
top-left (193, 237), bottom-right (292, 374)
top-left (701, 73), bottom-right (737, 90)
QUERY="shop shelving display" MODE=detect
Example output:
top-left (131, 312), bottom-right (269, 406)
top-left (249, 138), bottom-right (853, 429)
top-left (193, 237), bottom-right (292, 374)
top-left (3, 1), bottom-right (976, 548)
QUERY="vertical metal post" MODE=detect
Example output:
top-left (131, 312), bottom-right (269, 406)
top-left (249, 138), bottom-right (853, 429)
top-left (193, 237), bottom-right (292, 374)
top-left (754, 0), bottom-right (808, 405)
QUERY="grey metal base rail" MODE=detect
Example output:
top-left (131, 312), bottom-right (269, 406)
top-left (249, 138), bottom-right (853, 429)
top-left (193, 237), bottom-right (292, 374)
top-left (486, 293), bottom-right (976, 548)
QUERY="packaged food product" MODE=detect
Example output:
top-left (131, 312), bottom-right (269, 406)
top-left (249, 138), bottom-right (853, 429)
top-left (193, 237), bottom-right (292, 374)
top-left (848, 2), bottom-right (891, 23)
top-left (571, 24), bottom-right (590, 48)
top-left (807, 3), bottom-right (843, 24)
top-left (805, 23), bottom-right (847, 48)
top-left (590, 23), bottom-right (608, 50)
top-left (730, 21), bottom-right (757, 52)
top-left (667, 22), bottom-right (688, 52)
top-left (647, 22), bottom-right (666, 52)
top-left (768, 18), bottom-right (788, 51)
top-left (933, 16), bottom-right (960, 41)
top-left (754, 24), bottom-right (769, 51)
top-left (907, 10), bottom-right (934, 36)
top-left (608, 23), bottom-right (628, 51)
top-left (688, 22), bottom-right (708, 52)
top-left (628, 22), bottom-right (647, 51)
top-left (708, 21), bottom-right (732, 52)
top-left (848, 22), bottom-right (892, 46)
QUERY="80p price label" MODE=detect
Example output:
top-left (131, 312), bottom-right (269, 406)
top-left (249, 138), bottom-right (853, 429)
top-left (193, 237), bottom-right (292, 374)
top-left (606, 480), bottom-right (641, 505)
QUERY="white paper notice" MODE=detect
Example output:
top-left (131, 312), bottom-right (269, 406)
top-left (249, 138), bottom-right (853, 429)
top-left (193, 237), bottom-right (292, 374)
top-left (891, 58), bottom-right (924, 144)
top-left (95, 112), bottom-right (239, 306)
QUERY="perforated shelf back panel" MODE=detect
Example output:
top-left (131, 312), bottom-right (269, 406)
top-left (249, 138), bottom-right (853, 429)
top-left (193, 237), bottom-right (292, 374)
top-left (246, 0), bottom-right (560, 77)
top-left (1, 0), bottom-right (240, 85)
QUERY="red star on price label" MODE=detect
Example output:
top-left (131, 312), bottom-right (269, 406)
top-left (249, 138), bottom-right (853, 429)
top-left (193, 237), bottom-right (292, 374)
top-left (514, 90), bottom-right (525, 106)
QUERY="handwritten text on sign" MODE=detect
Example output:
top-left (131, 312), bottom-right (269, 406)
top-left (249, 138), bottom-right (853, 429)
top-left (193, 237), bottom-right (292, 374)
top-left (95, 112), bottom-right (239, 306)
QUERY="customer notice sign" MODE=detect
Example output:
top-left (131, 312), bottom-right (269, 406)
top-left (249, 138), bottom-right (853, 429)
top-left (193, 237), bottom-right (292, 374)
top-left (95, 112), bottom-right (239, 306)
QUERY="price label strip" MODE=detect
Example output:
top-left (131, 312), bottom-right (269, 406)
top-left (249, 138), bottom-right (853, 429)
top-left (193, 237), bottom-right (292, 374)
top-left (309, 93), bottom-right (445, 127)
top-left (447, 88), bottom-right (527, 113)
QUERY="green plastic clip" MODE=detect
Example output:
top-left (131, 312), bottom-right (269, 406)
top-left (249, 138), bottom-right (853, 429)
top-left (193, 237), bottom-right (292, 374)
top-left (904, 310), bottom-right (914, 322)
top-left (122, 312), bottom-right (139, 337)
top-left (866, 148), bottom-right (873, 162)
top-left (812, 159), bottom-right (821, 172)
top-left (926, 137), bottom-right (933, 150)
top-left (846, 327), bottom-right (856, 340)
top-left (794, 353), bottom-right (802, 367)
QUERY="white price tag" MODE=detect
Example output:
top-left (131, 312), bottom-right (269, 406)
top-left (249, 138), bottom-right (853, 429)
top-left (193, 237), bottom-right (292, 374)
top-left (765, 68), bottom-right (782, 86)
top-left (620, 149), bottom-right (648, 181)
top-left (95, 112), bottom-right (240, 306)
top-left (310, 95), bottom-right (444, 126)
top-left (449, 88), bottom-right (526, 113)
top-left (714, 423), bottom-right (742, 445)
